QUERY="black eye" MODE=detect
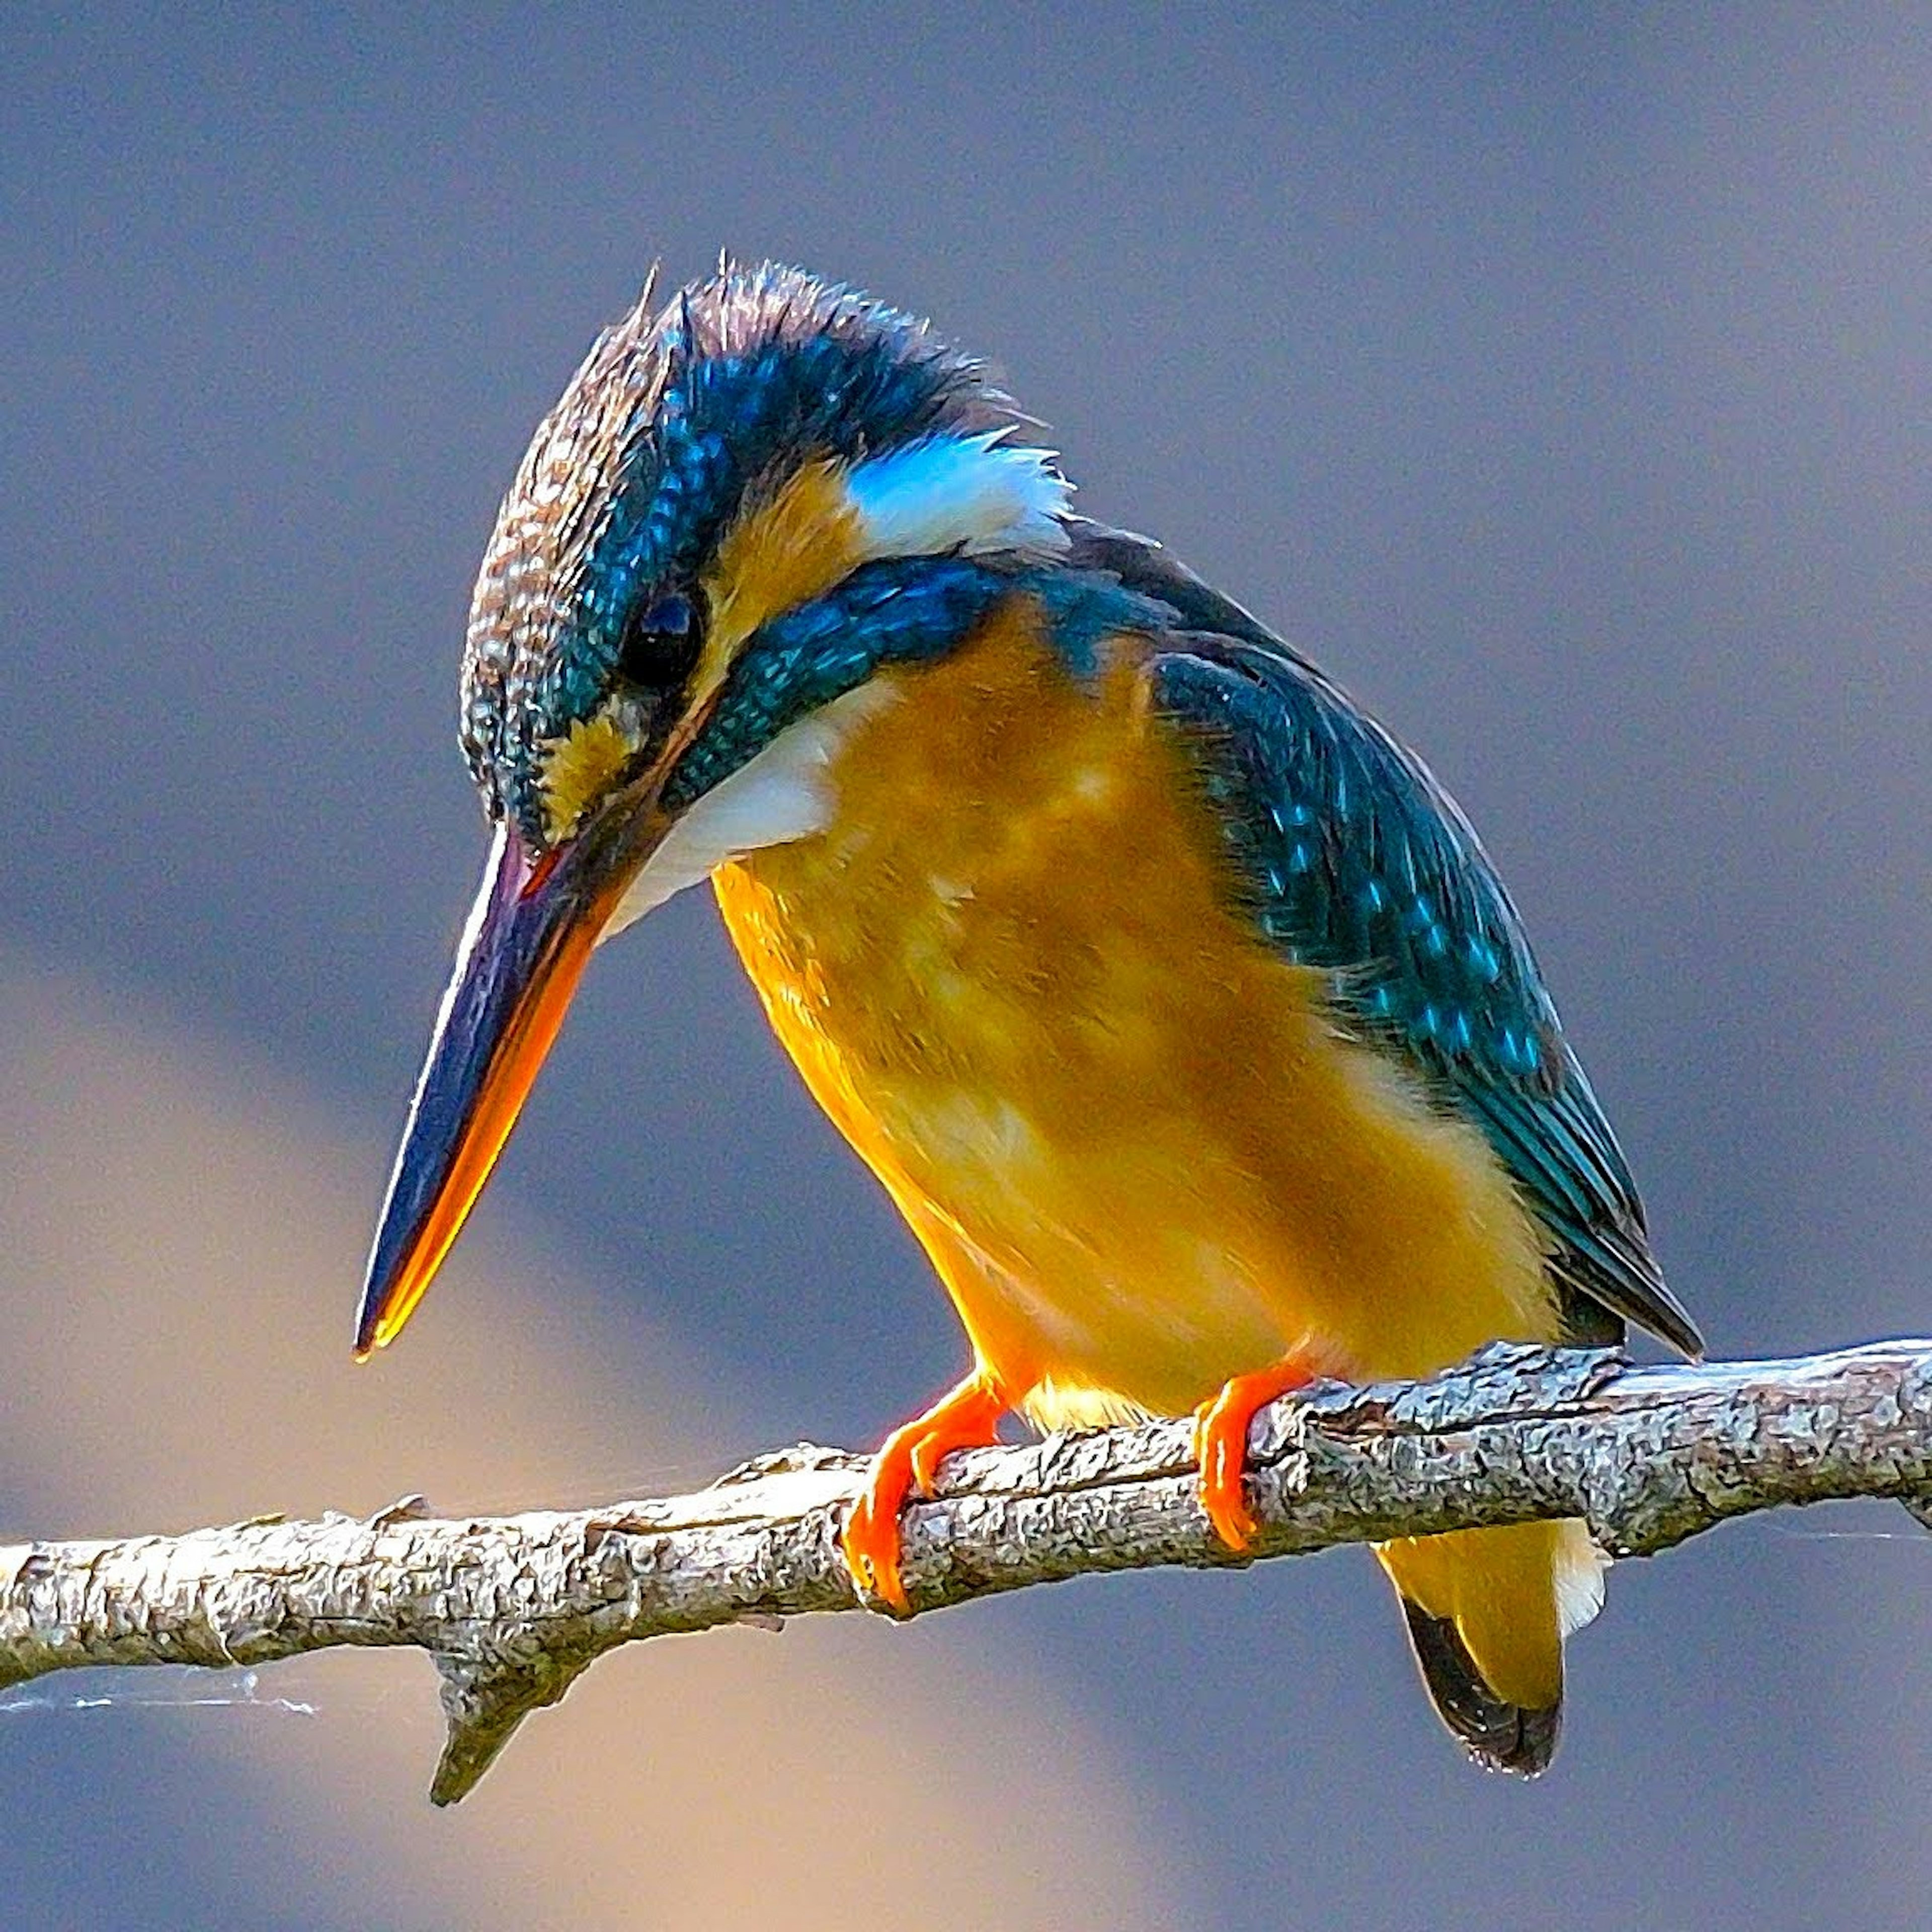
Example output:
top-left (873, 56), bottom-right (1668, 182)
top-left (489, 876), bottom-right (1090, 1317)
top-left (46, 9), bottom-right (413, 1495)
top-left (616, 592), bottom-right (700, 691)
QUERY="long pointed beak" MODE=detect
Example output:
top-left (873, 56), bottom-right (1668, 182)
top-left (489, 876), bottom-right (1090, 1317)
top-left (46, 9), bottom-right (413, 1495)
top-left (354, 802), bottom-right (662, 1358)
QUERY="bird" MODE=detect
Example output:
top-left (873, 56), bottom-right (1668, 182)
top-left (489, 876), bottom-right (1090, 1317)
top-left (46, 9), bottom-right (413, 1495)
top-left (356, 260), bottom-right (1703, 1775)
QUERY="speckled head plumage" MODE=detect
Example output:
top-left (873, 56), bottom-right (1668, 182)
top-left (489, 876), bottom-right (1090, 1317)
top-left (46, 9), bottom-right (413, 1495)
top-left (459, 262), bottom-right (1057, 848)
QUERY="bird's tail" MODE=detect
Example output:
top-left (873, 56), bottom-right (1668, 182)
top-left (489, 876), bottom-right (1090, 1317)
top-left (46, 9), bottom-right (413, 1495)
top-left (1374, 1519), bottom-right (1605, 1776)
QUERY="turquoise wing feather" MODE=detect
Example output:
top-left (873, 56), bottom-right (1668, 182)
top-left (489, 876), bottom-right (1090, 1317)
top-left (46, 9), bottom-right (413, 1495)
top-left (1069, 524), bottom-right (1702, 1356)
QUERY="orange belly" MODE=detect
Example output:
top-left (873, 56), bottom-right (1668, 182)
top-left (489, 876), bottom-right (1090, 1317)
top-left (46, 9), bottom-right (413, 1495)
top-left (711, 597), bottom-right (1559, 1430)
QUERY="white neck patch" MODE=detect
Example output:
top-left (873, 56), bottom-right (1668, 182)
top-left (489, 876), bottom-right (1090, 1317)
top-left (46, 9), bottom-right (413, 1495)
top-left (846, 430), bottom-right (1072, 563)
top-left (599, 680), bottom-right (900, 943)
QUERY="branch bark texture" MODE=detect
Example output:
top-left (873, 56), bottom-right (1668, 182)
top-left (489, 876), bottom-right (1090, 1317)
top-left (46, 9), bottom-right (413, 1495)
top-left (6, 1340), bottom-right (1928, 1803)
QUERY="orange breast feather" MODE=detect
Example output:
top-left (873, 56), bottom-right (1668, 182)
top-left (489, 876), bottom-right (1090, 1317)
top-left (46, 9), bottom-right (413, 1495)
top-left (712, 597), bottom-right (1558, 1429)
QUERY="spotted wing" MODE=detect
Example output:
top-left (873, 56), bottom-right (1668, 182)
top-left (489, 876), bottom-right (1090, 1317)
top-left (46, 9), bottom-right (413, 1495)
top-left (1070, 523), bottom-right (1702, 1356)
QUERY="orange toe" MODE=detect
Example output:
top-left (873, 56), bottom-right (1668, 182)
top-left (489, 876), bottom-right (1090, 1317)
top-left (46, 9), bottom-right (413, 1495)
top-left (841, 1468), bottom-right (915, 1613)
top-left (842, 1372), bottom-right (1008, 1610)
top-left (1192, 1355), bottom-right (1319, 1552)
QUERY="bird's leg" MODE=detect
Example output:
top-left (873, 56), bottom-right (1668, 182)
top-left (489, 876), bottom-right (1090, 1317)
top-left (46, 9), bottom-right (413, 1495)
top-left (842, 1370), bottom-right (1010, 1611)
top-left (1191, 1353), bottom-right (1322, 1551)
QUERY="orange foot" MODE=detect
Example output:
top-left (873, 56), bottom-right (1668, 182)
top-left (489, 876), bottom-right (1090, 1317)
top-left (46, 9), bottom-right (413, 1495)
top-left (842, 1371), bottom-right (1009, 1612)
top-left (1192, 1354), bottom-right (1321, 1551)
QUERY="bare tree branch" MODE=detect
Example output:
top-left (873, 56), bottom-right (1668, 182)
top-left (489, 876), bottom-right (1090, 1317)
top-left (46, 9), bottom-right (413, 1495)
top-left (5, 1340), bottom-right (1929, 1803)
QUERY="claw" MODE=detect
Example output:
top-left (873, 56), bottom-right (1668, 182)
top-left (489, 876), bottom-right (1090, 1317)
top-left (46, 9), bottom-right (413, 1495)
top-left (1192, 1355), bottom-right (1319, 1552)
top-left (841, 1372), bottom-right (1008, 1610)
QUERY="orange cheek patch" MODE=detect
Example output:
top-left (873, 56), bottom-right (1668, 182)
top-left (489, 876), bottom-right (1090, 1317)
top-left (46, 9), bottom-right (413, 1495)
top-left (702, 457), bottom-right (864, 672)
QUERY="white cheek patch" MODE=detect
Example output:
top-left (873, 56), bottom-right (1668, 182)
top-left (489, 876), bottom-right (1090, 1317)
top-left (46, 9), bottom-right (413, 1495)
top-left (846, 430), bottom-right (1072, 562)
top-left (599, 681), bottom-right (899, 943)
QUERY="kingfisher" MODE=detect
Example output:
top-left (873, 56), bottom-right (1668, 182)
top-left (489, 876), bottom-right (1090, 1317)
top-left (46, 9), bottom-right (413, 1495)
top-left (356, 261), bottom-right (1702, 1774)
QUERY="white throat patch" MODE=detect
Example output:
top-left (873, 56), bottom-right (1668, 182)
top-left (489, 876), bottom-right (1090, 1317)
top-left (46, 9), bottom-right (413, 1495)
top-left (600, 680), bottom-right (900, 943)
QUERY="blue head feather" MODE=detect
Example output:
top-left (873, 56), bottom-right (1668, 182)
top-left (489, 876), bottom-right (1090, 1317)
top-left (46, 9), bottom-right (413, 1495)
top-left (461, 262), bottom-right (1028, 842)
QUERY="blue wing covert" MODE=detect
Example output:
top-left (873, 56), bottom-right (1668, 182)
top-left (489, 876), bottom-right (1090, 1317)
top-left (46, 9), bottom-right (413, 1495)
top-left (1069, 523), bottom-right (1703, 1358)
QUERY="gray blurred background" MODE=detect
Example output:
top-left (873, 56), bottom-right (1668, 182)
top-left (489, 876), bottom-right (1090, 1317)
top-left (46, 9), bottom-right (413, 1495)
top-left (4, 8), bottom-right (1928, 1927)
